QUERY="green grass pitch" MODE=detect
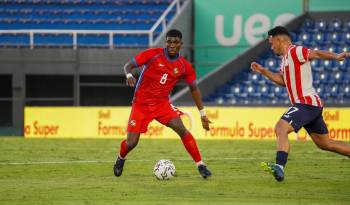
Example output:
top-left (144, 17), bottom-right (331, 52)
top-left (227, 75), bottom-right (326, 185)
top-left (0, 138), bottom-right (349, 205)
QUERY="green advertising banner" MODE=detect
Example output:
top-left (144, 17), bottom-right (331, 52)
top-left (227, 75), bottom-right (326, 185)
top-left (194, 0), bottom-right (303, 78)
top-left (310, 0), bottom-right (350, 11)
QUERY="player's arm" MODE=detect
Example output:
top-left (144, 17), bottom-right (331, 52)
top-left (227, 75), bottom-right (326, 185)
top-left (309, 50), bottom-right (350, 61)
top-left (123, 60), bottom-right (137, 87)
top-left (251, 62), bottom-right (285, 87)
top-left (189, 83), bottom-right (211, 131)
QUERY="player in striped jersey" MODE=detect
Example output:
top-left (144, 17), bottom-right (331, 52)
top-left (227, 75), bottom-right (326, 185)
top-left (251, 26), bottom-right (350, 181)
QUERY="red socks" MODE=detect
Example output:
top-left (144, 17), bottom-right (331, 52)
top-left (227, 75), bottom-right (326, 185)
top-left (119, 133), bottom-right (203, 164)
top-left (119, 140), bottom-right (128, 159)
top-left (181, 132), bottom-right (202, 163)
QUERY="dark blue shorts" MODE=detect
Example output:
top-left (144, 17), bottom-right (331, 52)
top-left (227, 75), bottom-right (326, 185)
top-left (281, 103), bottom-right (328, 135)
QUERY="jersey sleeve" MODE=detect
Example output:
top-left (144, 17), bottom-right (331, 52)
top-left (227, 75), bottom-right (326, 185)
top-left (183, 60), bottom-right (196, 85)
top-left (132, 48), bottom-right (158, 67)
top-left (295, 46), bottom-right (310, 63)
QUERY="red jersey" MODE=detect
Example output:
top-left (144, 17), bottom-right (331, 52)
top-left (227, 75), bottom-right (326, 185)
top-left (131, 48), bottom-right (196, 104)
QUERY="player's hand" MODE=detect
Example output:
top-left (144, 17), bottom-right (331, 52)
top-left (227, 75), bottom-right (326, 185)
top-left (335, 52), bottom-right (349, 61)
top-left (200, 116), bottom-right (212, 131)
top-left (250, 62), bottom-right (264, 74)
top-left (126, 76), bottom-right (137, 87)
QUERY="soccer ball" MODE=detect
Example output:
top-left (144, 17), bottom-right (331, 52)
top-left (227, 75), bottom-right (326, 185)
top-left (153, 159), bottom-right (176, 180)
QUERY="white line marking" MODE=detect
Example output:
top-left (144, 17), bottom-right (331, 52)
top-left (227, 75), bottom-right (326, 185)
top-left (0, 157), bottom-right (344, 166)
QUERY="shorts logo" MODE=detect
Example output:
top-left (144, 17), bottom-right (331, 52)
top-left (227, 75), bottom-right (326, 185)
top-left (173, 67), bottom-right (178, 75)
top-left (283, 107), bottom-right (299, 119)
top-left (283, 114), bottom-right (290, 118)
top-left (129, 120), bottom-right (136, 127)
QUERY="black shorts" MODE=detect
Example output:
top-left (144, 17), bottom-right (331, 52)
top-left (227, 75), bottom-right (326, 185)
top-left (281, 103), bottom-right (328, 135)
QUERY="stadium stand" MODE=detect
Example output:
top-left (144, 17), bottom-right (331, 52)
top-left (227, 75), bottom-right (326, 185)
top-left (203, 17), bottom-right (350, 106)
top-left (0, 0), bottom-right (192, 134)
top-left (0, 0), bottom-right (185, 48)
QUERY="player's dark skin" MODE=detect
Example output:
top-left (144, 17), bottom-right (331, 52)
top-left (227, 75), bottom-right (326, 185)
top-left (122, 37), bottom-right (211, 152)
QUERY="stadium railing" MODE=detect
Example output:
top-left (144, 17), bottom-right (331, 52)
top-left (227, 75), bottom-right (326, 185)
top-left (0, 0), bottom-right (182, 49)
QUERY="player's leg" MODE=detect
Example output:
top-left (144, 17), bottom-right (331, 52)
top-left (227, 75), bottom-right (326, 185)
top-left (275, 119), bottom-right (295, 165)
top-left (310, 133), bottom-right (350, 156)
top-left (114, 132), bottom-right (140, 177)
top-left (114, 103), bottom-right (151, 177)
top-left (305, 115), bottom-right (350, 157)
top-left (261, 119), bottom-right (294, 181)
top-left (167, 117), bottom-right (212, 179)
top-left (119, 132), bottom-right (141, 159)
top-left (262, 104), bottom-right (308, 181)
top-left (167, 117), bottom-right (201, 163)
top-left (156, 102), bottom-right (211, 178)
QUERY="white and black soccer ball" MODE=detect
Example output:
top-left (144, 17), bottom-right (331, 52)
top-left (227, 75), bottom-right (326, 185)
top-left (153, 159), bottom-right (176, 180)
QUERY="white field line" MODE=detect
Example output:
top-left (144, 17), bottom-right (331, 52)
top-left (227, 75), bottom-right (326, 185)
top-left (0, 157), bottom-right (344, 166)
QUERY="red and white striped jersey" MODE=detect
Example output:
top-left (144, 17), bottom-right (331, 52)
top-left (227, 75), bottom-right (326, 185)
top-left (280, 45), bottom-right (322, 107)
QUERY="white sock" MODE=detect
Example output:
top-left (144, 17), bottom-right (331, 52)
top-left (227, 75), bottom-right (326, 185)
top-left (196, 161), bottom-right (205, 166)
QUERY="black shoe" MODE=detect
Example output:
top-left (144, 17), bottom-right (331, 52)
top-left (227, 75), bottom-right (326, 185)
top-left (198, 164), bottom-right (212, 179)
top-left (113, 156), bottom-right (125, 177)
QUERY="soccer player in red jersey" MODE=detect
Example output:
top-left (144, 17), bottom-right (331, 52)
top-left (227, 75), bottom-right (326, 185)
top-left (113, 29), bottom-right (212, 179)
top-left (251, 26), bottom-right (350, 181)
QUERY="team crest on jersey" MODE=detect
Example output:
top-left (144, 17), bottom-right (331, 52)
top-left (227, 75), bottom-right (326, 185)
top-left (173, 67), bottom-right (178, 75)
top-left (129, 120), bottom-right (136, 127)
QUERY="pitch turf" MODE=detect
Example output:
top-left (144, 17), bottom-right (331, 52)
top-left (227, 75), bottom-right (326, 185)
top-left (0, 138), bottom-right (349, 205)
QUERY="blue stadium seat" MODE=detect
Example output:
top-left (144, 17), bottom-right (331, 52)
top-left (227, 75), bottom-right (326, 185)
top-left (313, 71), bottom-right (321, 85)
top-left (319, 72), bottom-right (329, 83)
top-left (246, 72), bottom-right (265, 85)
top-left (311, 59), bottom-right (321, 67)
top-left (312, 32), bottom-right (328, 45)
top-left (315, 19), bottom-right (328, 31)
top-left (264, 57), bottom-right (280, 72)
top-left (342, 19), bottom-right (350, 31)
top-left (298, 32), bottom-right (312, 45)
top-left (342, 71), bottom-right (350, 82)
top-left (260, 85), bottom-right (274, 99)
top-left (214, 96), bottom-right (226, 105)
top-left (329, 18), bottom-right (343, 31)
top-left (340, 84), bottom-right (350, 97)
top-left (340, 32), bottom-right (350, 45)
top-left (311, 59), bottom-right (324, 72)
top-left (322, 60), bottom-right (336, 71)
top-left (244, 85), bottom-right (258, 97)
top-left (35, 33), bottom-right (73, 48)
top-left (337, 59), bottom-right (349, 72)
top-left (301, 19), bottom-right (314, 31)
top-left (337, 45), bottom-right (349, 53)
top-left (327, 71), bottom-right (342, 84)
top-left (230, 84), bottom-right (243, 95)
top-left (0, 33), bottom-right (29, 47)
top-left (329, 84), bottom-right (340, 97)
top-left (315, 83), bottom-right (324, 95)
top-left (329, 32), bottom-right (343, 45)
top-left (78, 34), bottom-right (109, 47)
top-left (325, 45), bottom-right (338, 53)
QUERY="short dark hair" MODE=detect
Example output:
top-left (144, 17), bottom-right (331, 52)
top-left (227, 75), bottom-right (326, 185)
top-left (166, 29), bottom-right (182, 39)
top-left (268, 26), bottom-right (291, 38)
